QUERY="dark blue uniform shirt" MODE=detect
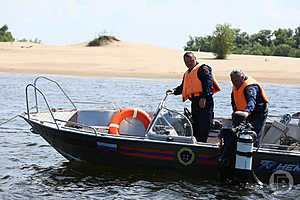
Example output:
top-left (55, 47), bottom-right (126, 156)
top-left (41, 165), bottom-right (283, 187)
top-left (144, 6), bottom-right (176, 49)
top-left (173, 62), bottom-right (213, 99)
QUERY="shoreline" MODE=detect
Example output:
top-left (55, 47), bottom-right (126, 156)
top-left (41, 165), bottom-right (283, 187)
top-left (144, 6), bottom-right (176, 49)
top-left (2, 71), bottom-right (299, 87)
top-left (1, 41), bottom-right (300, 85)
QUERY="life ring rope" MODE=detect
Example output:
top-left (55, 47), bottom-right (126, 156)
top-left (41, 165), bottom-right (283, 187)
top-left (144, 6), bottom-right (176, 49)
top-left (108, 108), bottom-right (151, 135)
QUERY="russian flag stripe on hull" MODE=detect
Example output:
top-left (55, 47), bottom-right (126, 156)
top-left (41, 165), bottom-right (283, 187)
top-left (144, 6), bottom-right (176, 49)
top-left (97, 142), bottom-right (117, 153)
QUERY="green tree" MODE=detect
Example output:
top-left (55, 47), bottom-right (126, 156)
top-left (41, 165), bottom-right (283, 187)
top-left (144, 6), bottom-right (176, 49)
top-left (250, 30), bottom-right (272, 46)
top-left (184, 36), bottom-right (198, 51)
top-left (184, 35), bottom-right (212, 52)
top-left (247, 42), bottom-right (272, 55)
top-left (0, 24), bottom-right (8, 32)
top-left (185, 25), bottom-right (300, 58)
top-left (293, 26), bottom-right (300, 49)
top-left (211, 23), bottom-right (236, 59)
top-left (288, 48), bottom-right (300, 58)
top-left (233, 29), bottom-right (251, 54)
top-left (273, 44), bottom-right (292, 56)
top-left (273, 28), bottom-right (294, 46)
top-left (0, 24), bottom-right (15, 42)
top-left (234, 29), bottom-right (250, 48)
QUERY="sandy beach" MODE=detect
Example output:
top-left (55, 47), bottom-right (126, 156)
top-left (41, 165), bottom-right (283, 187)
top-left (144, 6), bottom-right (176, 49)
top-left (1, 41), bottom-right (300, 85)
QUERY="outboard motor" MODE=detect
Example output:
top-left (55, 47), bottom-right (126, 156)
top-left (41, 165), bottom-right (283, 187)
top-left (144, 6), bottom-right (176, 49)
top-left (218, 123), bottom-right (262, 185)
top-left (218, 126), bottom-right (237, 183)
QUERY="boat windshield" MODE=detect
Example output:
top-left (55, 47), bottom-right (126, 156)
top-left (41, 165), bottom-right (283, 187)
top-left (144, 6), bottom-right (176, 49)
top-left (146, 94), bottom-right (193, 137)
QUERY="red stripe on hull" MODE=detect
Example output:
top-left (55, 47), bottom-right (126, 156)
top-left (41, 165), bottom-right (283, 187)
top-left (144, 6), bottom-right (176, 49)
top-left (198, 153), bottom-right (214, 158)
top-left (120, 152), bottom-right (174, 160)
top-left (120, 146), bottom-right (174, 155)
top-left (198, 160), bottom-right (218, 165)
top-left (97, 148), bottom-right (117, 155)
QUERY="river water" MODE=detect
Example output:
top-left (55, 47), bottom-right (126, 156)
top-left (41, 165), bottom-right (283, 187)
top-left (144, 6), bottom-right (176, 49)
top-left (0, 73), bottom-right (299, 199)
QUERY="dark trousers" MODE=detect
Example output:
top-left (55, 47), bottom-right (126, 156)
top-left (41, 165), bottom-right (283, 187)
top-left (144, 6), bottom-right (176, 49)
top-left (191, 96), bottom-right (214, 142)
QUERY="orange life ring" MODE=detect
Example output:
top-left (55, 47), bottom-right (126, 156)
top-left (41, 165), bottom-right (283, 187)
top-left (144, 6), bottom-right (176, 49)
top-left (108, 108), bottom-right (151, 135)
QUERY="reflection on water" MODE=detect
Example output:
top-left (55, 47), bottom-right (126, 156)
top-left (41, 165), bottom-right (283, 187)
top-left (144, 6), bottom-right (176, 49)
top-left (0, 72), bottom-right (300, 199)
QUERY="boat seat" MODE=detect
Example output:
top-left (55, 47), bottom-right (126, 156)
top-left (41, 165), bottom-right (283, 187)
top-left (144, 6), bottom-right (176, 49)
top-left (31, 110), bottom-right (77, 126)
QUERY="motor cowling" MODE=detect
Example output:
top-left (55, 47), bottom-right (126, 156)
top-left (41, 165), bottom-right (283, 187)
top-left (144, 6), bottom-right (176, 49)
top-left (218, 126), bottom-right (238, 183)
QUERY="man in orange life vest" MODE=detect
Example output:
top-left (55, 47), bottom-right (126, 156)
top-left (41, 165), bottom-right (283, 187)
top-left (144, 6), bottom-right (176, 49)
top-left (166, 52), bottom-right (220, 142)
top-left (230, 70), bottom-right (269, 146)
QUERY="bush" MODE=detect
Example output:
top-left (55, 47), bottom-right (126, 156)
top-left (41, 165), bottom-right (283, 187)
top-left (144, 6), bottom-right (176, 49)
top-left (17, 37), bottom-right (41, 44)
top-left (246, 43), bottom-right (272, 56)
top-left (31, 38), bottom-right (41, 44)
top-left (87, 35), bottom-right (120, 46)
top-left (211, 23), bottom-right (235, 59)
top-left (18, 38), bottom-right (28, 42)
top-left (295, 50), bottom-right (300, 58)
top-left (273, 44), bottom-right (292, 56)
top-left (288, 48), bottom-right (300, 58)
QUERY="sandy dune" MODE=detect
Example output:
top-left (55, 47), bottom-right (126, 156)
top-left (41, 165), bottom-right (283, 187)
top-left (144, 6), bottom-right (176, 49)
top-left (0, 41), bottom-right (300, 84)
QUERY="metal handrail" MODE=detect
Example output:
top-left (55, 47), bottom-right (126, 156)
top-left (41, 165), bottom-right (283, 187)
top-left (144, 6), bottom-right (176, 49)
top-left (26, 84), bottom-right (60, 130)
top-left (26, 84), bottom-right (99, 135)
top-left (33, 76), bottom-right (77, 112)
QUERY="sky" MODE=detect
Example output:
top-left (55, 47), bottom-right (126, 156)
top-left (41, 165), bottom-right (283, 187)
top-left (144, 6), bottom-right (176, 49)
top-left (1, 0), bottom-right (300, 50)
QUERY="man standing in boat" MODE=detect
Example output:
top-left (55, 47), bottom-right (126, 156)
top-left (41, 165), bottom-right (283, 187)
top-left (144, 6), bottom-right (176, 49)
top-left (166, 52), bottom-right (220, 142)
top-left (230, 70), bottom-right (269, 147)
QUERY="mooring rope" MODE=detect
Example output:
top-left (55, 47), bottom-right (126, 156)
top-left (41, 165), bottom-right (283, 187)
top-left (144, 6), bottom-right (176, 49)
top-left (0, 106), bottom-right (37, 128)
top-left (0, 113), bottom-right (24, 127)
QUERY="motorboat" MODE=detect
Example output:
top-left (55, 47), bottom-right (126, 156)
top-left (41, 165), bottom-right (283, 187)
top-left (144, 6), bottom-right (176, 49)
top-left (20, 76), bottom-right (300, 185)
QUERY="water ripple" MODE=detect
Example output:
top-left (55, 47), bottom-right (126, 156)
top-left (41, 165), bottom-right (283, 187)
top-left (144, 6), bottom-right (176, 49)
top-left (0, 73), bottom-right (300, 199)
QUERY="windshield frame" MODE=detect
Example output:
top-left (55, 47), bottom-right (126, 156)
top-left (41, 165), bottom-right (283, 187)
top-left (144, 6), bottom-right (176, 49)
top-left (145, 94), bottom-right (193, 138)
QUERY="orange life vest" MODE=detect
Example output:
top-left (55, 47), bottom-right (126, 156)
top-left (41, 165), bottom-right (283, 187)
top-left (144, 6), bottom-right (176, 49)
top-left (232, 76), bottom-right (269, 111)
top-left (182, 64), bottom-right (220, 101)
